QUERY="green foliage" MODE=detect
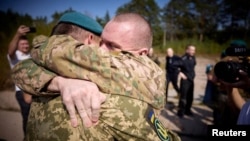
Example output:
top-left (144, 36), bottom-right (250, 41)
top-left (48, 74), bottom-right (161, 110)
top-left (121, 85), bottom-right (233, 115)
top-left (0, 39), bottom-right (14, 91)
top-left (162, 0), bottom-right (250, 43)
top-left (162, 0), bottom-right (219, 42)
top-left (96, 11), bottom-right (110, 27)
top-left (116, 0), bottom-right (161, 25)
top-left (51, 8), bottom-right (75, 24)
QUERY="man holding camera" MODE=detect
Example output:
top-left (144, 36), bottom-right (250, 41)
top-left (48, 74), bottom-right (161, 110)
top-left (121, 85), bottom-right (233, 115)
top-left (7, 25), bottom-right (33, 135)
top-left (215, 40), bottom-right (250, 125)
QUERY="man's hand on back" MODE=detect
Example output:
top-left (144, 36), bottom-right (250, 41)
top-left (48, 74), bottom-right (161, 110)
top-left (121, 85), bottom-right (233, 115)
top-left (48, 76), bottom-right (106, 128)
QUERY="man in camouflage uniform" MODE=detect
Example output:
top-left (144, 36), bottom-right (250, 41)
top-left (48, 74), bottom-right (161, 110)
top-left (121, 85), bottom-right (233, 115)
top-left (12, 12), bottom-right (181, 141)
top-left (32, 34), bottom-right (48, 48)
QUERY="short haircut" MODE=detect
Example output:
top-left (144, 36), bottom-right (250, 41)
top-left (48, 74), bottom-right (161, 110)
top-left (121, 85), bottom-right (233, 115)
top-left (186, 44), bottom-right (195, 50)
top-left (112, 13), bottom-right (153, 49)
top-left (19, 36), bottom-right (28, 41)
top-left (18, 36), bottom-right (29, 45)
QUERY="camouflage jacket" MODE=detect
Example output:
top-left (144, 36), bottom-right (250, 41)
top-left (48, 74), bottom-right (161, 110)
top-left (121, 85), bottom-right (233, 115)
top-left (12, 35), bottom-right (166, 109)
top-left (12, 58), bottom-right (57, 95)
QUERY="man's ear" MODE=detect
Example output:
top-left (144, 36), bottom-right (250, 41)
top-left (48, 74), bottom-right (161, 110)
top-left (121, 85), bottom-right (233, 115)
top-left (87, 34), bottom-right (93, 44)
top-left (138, 48), bottom-right (149, 55)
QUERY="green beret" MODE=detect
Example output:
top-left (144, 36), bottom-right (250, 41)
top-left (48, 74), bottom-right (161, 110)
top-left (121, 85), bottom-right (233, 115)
top-left (59, 12), bottom-right (103, 36)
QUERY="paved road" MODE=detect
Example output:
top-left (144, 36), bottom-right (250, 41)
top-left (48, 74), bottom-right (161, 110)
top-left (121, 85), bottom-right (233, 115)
top-left (160, 88), bottom-right (213, 141)
top-left (0, 90), bottom-right (24, 141)
top-left (0, 110), bottom-right (23, 141)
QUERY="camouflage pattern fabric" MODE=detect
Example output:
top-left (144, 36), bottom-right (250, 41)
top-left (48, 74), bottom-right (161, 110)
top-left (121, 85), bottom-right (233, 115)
top-left (32, 35), bottom-right (48, 48)
top-left (12, 35), bottom-right (181, 141)
top-left (31, 35), bottom-right (165, 109)
top-left (12, 58), bottom-right (58, 95)
top-left (27, 94), bottom-right (180, 141)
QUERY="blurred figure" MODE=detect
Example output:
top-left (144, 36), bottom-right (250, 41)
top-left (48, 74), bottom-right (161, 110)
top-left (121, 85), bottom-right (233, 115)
top-left (177, 45), bottom-right (196, 117)
top-left (165, 48), bottom-right (182, 102)
top-left (203, 51), bottom-right (232, 125)
top-left (148, 47), bottom-right (160, 66)
top-left (203, 64), bottom-right (217, 107)
top-left (227, 87), bottom-right (247, 125)
top-left (215, 40), bottom-right (250, 125)
top-left (7, 25), bottom-right (32, 136)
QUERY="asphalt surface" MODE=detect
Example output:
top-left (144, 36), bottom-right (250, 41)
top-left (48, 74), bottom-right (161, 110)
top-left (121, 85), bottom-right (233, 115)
top-left (0, 90), bottom-right (23, 141)
top-left (159, 90), bottom-right (213, 141)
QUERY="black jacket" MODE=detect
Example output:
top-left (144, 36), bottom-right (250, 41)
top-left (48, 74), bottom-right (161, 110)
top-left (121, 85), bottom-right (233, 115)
top-left (180, 53), bottom-right (196, 81)
top-left (166, 55), bottom-right (183, 74)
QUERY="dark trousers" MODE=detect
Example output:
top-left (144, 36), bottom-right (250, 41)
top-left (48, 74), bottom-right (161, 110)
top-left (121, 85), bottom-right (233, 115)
top-left (166, 73), bottom-right (180, 97)
top-left (16, 91), bottom-right (31, 135)
top-left (178, 79), bottom-right (194, 113)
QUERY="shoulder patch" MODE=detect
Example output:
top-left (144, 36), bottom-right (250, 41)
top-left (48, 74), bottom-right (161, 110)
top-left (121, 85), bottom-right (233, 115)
top-left (146, 107), bottom-right (171, 141)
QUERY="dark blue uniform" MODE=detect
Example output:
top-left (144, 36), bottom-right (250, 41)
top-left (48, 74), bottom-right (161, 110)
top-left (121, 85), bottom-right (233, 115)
top-left (165, 55), bottom-right (182, 101)
top-left (177, 53), bottom-right (196, 117)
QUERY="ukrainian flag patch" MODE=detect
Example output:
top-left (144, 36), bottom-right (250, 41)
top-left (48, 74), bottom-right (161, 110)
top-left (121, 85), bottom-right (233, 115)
top-left (147, 108), bottom-right (171, 141)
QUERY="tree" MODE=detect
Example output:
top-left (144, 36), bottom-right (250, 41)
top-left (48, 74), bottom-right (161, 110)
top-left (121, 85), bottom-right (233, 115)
top-left (96, 11), bottom-right (110, 27)
top-left (162, 0), bottom-right (219, 41)
top-left (162, 0), bottom-right (194, 40)
top-left (194, 0), bottom-right (219, 41)
top-left (50, 8), bottom-right (75, 24)
top-left (217, 0), bottom-right (250, 40)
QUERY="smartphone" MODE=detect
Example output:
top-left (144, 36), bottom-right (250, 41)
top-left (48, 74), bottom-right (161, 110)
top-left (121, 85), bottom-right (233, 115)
top-left (28, 27), bottom-right (36, 33)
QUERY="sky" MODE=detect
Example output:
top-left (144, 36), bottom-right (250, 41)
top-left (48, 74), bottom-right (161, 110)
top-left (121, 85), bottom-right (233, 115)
top-left (0, 0), bottom-right (169, 22)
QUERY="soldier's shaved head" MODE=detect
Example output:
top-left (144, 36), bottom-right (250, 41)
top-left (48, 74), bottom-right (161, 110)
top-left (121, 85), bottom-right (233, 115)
top-left (101, 13), bottom-right (152, 55)
top-left (112, 13), bottom-right (152, 49)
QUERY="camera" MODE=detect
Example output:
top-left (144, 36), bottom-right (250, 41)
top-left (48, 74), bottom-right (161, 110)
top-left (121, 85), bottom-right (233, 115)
top-left (214, 40), bottom-right (250, 83)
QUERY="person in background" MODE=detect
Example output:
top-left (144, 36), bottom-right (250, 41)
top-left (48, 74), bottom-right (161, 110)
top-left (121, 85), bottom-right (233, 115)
top-left (7, 25), bottom-right (32, 136)
top-left (202, 64), bottom-right (217, 107)
top-left (165, 47), bottom-right (182, 102)
top-left (216, 40), bottom-right (250, 125)
top-left (177, 45), bottom-right (196, 117)
top-left (148, 47), bottom-right (160, 66)
top-left (202, 51), bottom-right (230, 125)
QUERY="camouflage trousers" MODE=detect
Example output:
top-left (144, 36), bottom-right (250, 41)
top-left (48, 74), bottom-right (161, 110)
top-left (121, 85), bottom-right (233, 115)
top-left (25, 94), bottom-right (180, 141)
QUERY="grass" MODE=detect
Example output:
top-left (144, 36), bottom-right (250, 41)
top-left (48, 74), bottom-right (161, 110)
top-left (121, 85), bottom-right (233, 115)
top-left (0, 42), bottom-right (15, 91)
